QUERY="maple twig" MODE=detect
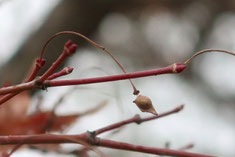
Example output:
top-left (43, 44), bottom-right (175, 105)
top-left (184, 49), bottom-right (235, 64)
top-left (38, 40), bottom-right (77, 82)
top-left (0, 66), bottom-right (73, 106)
top-left (0, 134), bottom-right (213, 157)
top-left (96, 138), bottom-right (214, 157)
top-left (26, 58), bottom-right (46, 82)
top-left (39, 31), bottom-right (139, 95)
top-left (0, 41), bottom-right (77, 96)
top-left (47, 67), bottom-right (73, 80)
top-left (0, 106), bottom-right (214, 157)
top-left (46, 63), bottom-right (186, 87)
top-left (0, 63), bottom-right (186, 95)
top-left (95, 105), bottom-right (184, 135)
top-left (0, 81), bottom-right (35, 95)
top-left (0, 59), bottom-right (46, 105)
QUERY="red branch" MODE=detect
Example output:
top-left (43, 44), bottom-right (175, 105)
top-left (0, 135), bottom-right (214, 157)
top-left (0, 105), bottom-right (214, 157)
top-left (46, 63), bottom-right (186, 87)
top-left (0, 63), bottom-right (186, 95)
top-left (26, 58), bottom-right (46, 82)
top-left (47, 67), bottom-right (73, 80)
top-left (0, 31), bottom-right (232, 157)
top-left (95, 105), bottom-right (184, 135)
top-left (0, 58), bottom-right (46, 105)
top-left (97, 138), bottom-right (214, 157)
top-left (38, 40), bottom-right (77, 82)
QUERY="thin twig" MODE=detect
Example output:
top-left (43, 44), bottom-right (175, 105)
top-left (0, 63), bottom-right (186, 95)
top-left (95, 105), bottom-right (184, 135)
top-left (184, 49), bottom-right (235, 64)
top-left (38, 40), bottom-right (77, 82)
top-left (0, 59), bottom-right (45, 105)
top-left (97, 138), bottom-right (214, 157)
top-left (0, 134), bottom-right (214, 157)
top-left (47, 67), bottom-right (73, 80)
top-left (0, 106), bottom-right (213, 157)
top-left (39, 31), bottom-right (139, 95)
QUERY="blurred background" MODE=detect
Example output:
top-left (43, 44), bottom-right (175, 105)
top-left (0, 0), bottom-right (235, 156)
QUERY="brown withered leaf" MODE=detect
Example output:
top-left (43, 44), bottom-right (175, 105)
top-left (0, 91), bottom-right (30, 125)
top-left (0, 111), bottom-right (79, 135)
top-left (0, 100), bottom-right (108, 135)
top-left (0, 95), bottom-right (107, 154)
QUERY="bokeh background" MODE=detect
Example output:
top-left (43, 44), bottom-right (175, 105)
top-left (0, 0), bottom-right (235, 156)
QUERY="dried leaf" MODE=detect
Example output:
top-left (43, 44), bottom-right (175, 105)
top-left (0, 101), bottom-right (108, 135)
top-left (0, 112), bottom-right (79, 135)
top-left (0, 91), bottom-right (30, 125)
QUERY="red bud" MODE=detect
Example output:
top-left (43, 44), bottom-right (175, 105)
top-left (65, 40), bottom-right (73, 48)
top-left (68, 44), bottom-right (78, 54)
top-left (36, 58), bottom-right (46, 67)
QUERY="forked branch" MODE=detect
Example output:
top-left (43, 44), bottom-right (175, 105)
top-left (0, 105), bottom-right (214, 157)
top-left (0, 63), bottom-right (186, 95)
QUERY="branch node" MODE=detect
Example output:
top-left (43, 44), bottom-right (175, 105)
top-left (134, 114), bottom-right (142, 124)
top-left (87, 131), bottom-right (97, 145)
top-left (35, 78), bottom-right (47, 90)
top-left (172, 63), bottom-right (177, 73)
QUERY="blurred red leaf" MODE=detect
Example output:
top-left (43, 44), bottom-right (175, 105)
top-left (0, 111), bottom-right (79, 135)
top-left (0, 91), bottom-right (30, 126)
top-left (0, 90), bottom-right (106, 153)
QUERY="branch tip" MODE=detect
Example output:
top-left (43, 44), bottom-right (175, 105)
top-left (173, 63), bottom-right (187, 73)
top-left (184, 49), bottom-right (235, 64)
top-left (87, 131), bottom-right (97, 145)
top-left (36, 58), bottom-right (46, 68)
top-left (65, 40), bottom-right (73, 48)
top-left (64, 67), bottom-right (73, 74)
top-left (64, 41), bottom-right (78, 55)
top-left (176, 104), bottom-right (184, 112)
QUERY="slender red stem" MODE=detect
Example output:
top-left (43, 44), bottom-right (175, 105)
top-left (46, 63), bottom-right (186, 87)
top-left (0, 59), bottom-right (45, 105)
top-left (0, 134), bottom-right (214, 157)
top-left (47, 67), bottom-right (73, 80)
top-left (97, 138), bottom-right (214, 157)
top-left (184, 49), bottom-right (235, 64)
top-left (39, 31), bottom-right (139, 95)
top-left (26, 58), bottom-right (46, 82)
top-left (0, 134), bottom-right (86, 145)
top-left (0, 67), bottom-right (73, 105)
top-left (38, 41), bottom-right (77, 82)
top-left (95, 105), bottom-right (184, 135)
top-left (0, 81), bottom-right (35, 95)
top-left (0, 105), bottom-right (214, 157)
top-left (0, 63), bottom-right (186, 95)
